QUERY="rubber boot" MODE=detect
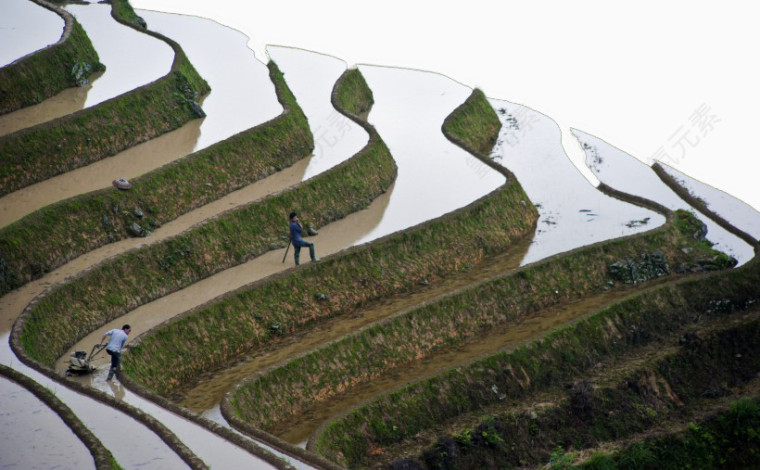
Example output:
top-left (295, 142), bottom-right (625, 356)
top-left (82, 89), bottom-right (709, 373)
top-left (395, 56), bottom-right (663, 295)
top-left (294, 247), bottom-right (300, 266)
top-left (107, 367), bottom-right (116, 381)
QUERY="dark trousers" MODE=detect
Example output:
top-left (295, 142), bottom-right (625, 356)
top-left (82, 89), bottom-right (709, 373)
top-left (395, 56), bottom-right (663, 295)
top-left (106, 349), bottom-right (121, 370)
top-left (293, 240), bottom-right (315, 265)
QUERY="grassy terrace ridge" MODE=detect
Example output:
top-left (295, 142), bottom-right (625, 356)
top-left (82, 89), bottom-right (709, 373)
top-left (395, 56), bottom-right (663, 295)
top-left (577, 397), bottom-right (760, 469)
top-left (0, 60), bottom-right (309, 296)
top-left (333, 68), bottom-right (374, 116)
top-left (16, 110), bottom-right (396, 368)
top-left (121, 85), bottom-right (536, 397)
top-left (0, 0), bottom-right (209, 197)
top-left (405, 309), bottom-right (760, 469)
top-left (0, 0), bottom-right (103, 115)
top-left (310, 247), bottom-right (759, 468)
top-left (439, 89), bottom-right (501, 156)
top-left (225, 209), bottom-right (730, 435)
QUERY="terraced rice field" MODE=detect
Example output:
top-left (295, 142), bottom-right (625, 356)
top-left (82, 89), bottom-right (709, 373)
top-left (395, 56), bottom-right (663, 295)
top-left (2, 2), bottom-right (759, 469)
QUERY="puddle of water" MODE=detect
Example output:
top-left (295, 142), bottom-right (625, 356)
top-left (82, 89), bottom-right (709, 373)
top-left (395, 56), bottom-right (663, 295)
top-left (489, 99), bottom-right (665, 266)
top-left (0, 73), bottom-right (98, 137)
top-left (267, 46), bottom-right (368, 180)
top-left (0, 375), bottom-right (91, 469)
top-left (354, 65), bottom-right (506, 244)
top-left (574, 129), bottom-right (755, 265)
top-left (658, 162), bottom-right (760, 240)
top-left (137, 9), bottom-right (281, 152)
top-left (0, 334), bottom-right (189, 469)
top-left (0, 0), bottom-right (63, 67)
top-left (66, 3), bottom-right (173, 108)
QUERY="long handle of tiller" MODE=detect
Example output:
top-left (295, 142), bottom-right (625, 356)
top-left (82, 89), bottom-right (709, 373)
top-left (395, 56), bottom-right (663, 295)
top-left (282, 240), bottom-right (291, 263)
top-left (88, 343), bottom-right (107, 363)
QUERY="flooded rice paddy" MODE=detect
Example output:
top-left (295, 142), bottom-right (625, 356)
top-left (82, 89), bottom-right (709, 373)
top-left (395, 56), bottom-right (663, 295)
top-left (658, 161), bottom-right (760, 240)
top-left (0, 331), bottom-right (190, 469)
top-left (0, 375), bottom-right (90, 470)
top-left (489, 99), bottom-right (664, 265)
top-left (267, 46), bottom-right (367, 180)
top-left (355, 65), bottom-right (506, 244)
top-left (0, 8), bottom-right (284, 227)
top-left (0, 78), bottom-right (97, 137)
top-left (1, 4), bottom-right (755, 469)
top-left (0, 0), bottom-right (63, 67)
top-left (67, 3), bottom-right (173, 108)
top-left (138, 9), bottom-right (282, 151)
top-left (574, 129), bottom-right (756, 265)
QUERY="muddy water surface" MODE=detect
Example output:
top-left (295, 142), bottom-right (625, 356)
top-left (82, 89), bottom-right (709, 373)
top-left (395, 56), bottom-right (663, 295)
top-left (489, 99), bottom-right (664, 266)
top-left (58, 184), bottom-right (392, 376)
top-left (66, 3), bottom-right (173, 108)
top-left (0, 0), bottom-right (63, 67)
top-left (138, 9), bottom-right (282, 151)
top-left (0, 117), bottom-right (201, 227)
top-left (1, 158), bottom-right (311, 333)
top-left (0, 333), bottom-right (189, 469)
top-left (0, 157), bottom-right (310, 333)
top-left (2, 163), bottom-right (318, 468)
top-left (355, 65), bottom-right (506, 244)
top-left (574, 129), bottom-right (755, 265)
top-left (268, 46), bottom-right (367, 180)
top-left (0, 8), bottom-right (287, 227)
top-left (0, 375), bottom-right (91, 469)
top-left (0, 73), bottom-right (99, 136)
top-left (57, 43), bottom-right (380, 373)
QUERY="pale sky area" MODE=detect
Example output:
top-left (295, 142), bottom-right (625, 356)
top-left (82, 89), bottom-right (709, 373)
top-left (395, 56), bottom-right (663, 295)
top-left (130, 0), bottom-right (759, 214)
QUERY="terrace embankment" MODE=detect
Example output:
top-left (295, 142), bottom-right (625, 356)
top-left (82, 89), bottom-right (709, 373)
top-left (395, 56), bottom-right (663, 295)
top-left (0, 0), bottom-right (103, 115)
top-left (227, 203), bottom-right (731, 443)
top-left (119, 81), bottom-right (536, 403)
top-left (310, 241), bottom-right (758, 468)
top-left (0, 60), bottom-right (309, 296)
top-left (397, 306), bottom-right (760, 469)
top-left (576, 395), bottom-right (760, 469)
top-left (0, 0), bottom-right (208, 197)
top-left (15, 100), bottom-right (395, 370)
top-left (220, 88), bottom-right (731, 451)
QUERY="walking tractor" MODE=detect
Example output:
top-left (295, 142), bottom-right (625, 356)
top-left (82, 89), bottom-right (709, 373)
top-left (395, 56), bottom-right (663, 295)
top-left (66, 343), bottom-right (106, 375)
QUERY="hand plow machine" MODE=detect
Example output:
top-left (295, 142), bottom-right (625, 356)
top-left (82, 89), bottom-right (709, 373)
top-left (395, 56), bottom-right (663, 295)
top-left (66, 343), bottom-right (106, 376)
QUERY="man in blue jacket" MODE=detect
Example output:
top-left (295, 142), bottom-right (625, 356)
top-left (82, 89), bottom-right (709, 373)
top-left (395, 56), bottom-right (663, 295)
top-left (99, 324), bottom-right (131, 381)
top-left (289, 211), bottom-right (318, 265)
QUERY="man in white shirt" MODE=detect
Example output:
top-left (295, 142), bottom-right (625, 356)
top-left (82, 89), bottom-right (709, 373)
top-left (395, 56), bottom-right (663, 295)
top-left (100, 324), bottom-right (131, 381)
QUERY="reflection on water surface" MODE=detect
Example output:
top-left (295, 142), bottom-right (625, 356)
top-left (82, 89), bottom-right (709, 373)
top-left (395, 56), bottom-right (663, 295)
top-left (0, 0), bottom-right (62, 67)
top-left (356, 65), bottom-right (505, 244)
top-left (575, 129), bottom-right (754, 265)
top-left (489, 99), bottom-right (664, 266)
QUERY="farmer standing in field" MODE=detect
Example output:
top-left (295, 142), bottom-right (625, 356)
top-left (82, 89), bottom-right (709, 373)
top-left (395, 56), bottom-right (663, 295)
top-left (99, 324), bottom-right (131, 381)
top-left (289, 211), bottom-right (318, 265)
